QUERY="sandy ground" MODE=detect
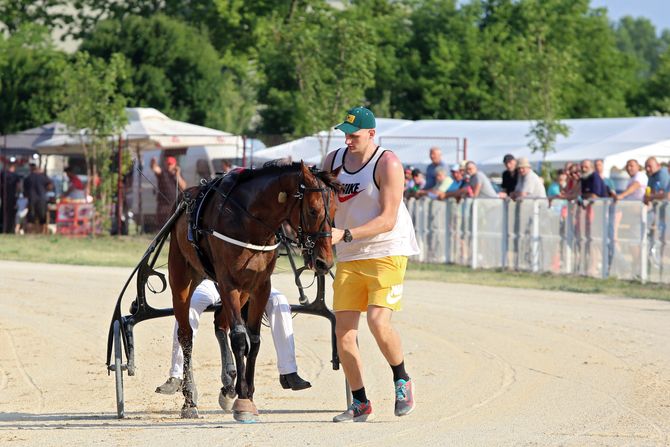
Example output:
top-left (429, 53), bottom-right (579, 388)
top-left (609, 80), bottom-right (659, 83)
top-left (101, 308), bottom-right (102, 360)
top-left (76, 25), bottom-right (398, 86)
top-left (1, 260), bottom-right (669, 446)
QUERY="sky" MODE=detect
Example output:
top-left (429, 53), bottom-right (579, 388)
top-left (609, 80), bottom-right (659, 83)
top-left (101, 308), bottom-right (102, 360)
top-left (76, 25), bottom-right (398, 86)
top-left (578, 0), bottom-right (669, 33)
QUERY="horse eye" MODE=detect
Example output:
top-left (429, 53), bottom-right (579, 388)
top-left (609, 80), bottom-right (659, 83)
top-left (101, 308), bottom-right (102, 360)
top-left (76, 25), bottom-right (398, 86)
top-left (309, 208), bottom-right (319, 218)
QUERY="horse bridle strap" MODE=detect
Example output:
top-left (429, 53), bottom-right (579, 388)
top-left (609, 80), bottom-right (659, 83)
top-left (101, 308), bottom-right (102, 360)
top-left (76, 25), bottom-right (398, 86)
top-left (207, 229), bottom-right (280, 252)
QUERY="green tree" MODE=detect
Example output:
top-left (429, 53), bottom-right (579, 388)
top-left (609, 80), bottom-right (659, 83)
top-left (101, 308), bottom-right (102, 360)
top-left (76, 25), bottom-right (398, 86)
top-left (257, 2), bottom-right (377, 153)
top-left (354, 0), bottom-right (413, 118)
top-left (645, 47), bottom-right (670, 114)
top-left (614, 16), bottom-right (662, 79)
top-left (80, 14), bottom-right (256, 133)
top-left (0, 25), bottom-right (69, 134)
top-left (58, 51), bottom-right (129, 230)
top-left (0, 0), bottom-right (73, 34)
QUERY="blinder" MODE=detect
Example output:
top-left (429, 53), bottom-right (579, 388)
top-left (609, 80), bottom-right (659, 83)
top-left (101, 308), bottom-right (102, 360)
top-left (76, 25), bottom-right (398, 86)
top-left (289, 171), bottom-right (335, 258)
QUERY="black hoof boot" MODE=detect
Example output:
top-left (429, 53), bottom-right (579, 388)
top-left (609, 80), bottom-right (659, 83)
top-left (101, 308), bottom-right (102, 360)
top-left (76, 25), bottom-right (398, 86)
top-left (279, 372), bottom-right (311, 391)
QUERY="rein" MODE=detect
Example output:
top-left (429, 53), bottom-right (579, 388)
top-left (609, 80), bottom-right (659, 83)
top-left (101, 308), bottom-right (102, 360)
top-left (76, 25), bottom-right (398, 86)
top-left (203, 167), bottom-right (333, 255)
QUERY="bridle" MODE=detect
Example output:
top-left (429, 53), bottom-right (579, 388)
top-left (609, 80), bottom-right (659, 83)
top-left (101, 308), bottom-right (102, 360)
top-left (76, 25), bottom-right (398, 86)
top-left (283, 168), bottom-right (335, 260)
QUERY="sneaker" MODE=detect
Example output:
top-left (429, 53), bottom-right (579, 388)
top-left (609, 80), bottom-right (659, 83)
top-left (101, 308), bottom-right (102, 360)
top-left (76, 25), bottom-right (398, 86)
top-left (155, 377), bottom-right (183, 395)
top-left (394, 378), bottom-right (415, 416)
top-left (332, 398), bottom-right (374, 422)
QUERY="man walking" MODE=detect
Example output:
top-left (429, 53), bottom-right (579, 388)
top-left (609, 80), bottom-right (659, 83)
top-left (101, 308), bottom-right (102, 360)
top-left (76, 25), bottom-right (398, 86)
top-left (323, 106), bottom-right (419, 422)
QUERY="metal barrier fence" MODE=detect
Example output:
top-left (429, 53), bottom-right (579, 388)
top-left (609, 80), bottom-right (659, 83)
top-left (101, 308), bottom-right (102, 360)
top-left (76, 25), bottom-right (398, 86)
top-left (407, 197), bottom-right (669, 284)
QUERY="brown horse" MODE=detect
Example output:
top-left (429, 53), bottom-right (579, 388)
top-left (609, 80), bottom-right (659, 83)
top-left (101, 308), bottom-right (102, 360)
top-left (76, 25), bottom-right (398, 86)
top-left (168, 161), bottom-right (340, 422)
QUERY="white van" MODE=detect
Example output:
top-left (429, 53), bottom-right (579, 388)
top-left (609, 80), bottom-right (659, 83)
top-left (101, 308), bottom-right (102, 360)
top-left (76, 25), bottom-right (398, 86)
top-left (130, 144), bottom-right (245, 231)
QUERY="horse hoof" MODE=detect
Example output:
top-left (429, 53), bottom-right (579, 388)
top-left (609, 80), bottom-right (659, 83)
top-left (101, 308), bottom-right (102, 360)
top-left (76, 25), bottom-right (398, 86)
top-left (232, 398), bottom-right (258, 418)
top-left (233, 411), bottom-right (259, 423)
top-left (218, 387), bottom-right (236, 412)
top-left (181, 405), bottom-right (199, 419)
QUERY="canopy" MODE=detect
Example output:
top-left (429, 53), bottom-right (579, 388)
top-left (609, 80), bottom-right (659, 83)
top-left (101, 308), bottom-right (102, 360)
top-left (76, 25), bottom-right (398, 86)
top-left (255, 116), bottom-right (670, 174)
top-left (251, 118), bottom-right (413, 166)
top-left (1, 122), bottom-right (68, 157)
top-left (35, 108), bottom-right (240, 155)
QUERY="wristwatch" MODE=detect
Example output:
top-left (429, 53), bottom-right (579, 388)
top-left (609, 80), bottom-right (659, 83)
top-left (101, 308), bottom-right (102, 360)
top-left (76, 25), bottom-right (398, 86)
top-left (343, 229), bottom-right (353, 243)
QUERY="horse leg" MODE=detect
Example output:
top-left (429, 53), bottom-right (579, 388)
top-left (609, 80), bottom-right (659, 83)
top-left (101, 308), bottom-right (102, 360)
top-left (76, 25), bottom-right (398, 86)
top-left (168, 238), bottom-right (198, 419)
top-left (243, 291), bottom-right (268, 402)
top-left (177, 324), bottom-right (198, 418)
top-left (244, 325), bottom-right (262, 401)
top-left (230, 321), bottom-right (259, 422)
top-left (215, 309), bottom-right (236, 412)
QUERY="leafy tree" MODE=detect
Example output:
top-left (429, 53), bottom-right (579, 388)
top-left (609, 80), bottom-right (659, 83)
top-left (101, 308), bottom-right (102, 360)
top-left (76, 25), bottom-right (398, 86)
top-left (257, 2), bottom-right (377, 153)
top-left (645, 47), bottom-right (670, 115)
top-left (71, 0), bottom-right (286, 57)
top-left (58, 51), bottom-right (129, 230)
top-left (614, 16), bottom-right (662, 79)
top-left (0, 25), bottom-right (69, 134)
top-left (80, 14), bottom-right (255, 133)
top-left (353, 0), bottom-right (414, 118)
top-left (0, 0), bottom-right (73, 35)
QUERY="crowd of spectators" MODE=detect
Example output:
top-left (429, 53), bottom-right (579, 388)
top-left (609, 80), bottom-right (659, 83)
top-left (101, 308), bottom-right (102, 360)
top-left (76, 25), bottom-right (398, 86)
top-left (0, 161), bottom-right (94, 234)
top-left (404, 148), bottom-right (670, 205)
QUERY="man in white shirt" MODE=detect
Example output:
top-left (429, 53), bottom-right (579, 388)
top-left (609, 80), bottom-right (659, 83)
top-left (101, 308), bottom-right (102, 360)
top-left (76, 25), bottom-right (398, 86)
top-left (510, 157), bottom-right (547, 199)
top-left (614, 159), bottom-right (647, 201)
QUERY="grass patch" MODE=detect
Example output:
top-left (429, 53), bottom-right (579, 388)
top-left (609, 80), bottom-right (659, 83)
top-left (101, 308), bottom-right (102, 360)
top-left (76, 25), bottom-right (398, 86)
top-left (1, 234), bottom-right (667, 301)
top-left (406, 262), bottom-right (670, 301)
top-left (0, 234), bottom-right (167, 268)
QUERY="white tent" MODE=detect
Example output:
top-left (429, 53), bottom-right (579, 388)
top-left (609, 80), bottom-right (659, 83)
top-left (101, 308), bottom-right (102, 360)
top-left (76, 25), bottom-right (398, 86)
top-left (36, 108), bottom-right (241, 155)
top-left (255, 116), bottom-right (670, 174)
top-left (251, 118), bottom-right (413, 166)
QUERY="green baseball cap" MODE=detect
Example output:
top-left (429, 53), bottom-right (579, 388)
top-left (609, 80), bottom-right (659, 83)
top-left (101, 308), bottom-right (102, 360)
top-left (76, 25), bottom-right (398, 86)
top-left (334, 106), bottom-right (376, 134)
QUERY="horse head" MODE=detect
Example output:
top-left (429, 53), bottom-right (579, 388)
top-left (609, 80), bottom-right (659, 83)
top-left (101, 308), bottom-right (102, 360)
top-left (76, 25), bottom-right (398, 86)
top-left (290, 162), bottom-right (341, 275)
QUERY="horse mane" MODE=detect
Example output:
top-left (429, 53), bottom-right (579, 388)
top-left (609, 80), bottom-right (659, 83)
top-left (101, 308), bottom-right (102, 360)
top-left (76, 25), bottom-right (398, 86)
top-left (235, 159), bottom-right (341, 193)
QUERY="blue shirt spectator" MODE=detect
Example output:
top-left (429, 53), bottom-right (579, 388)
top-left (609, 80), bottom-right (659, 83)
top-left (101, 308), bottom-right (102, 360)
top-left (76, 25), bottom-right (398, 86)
top-left (423, 147), bottom-right (444, 190)
top-left (647, 164), bottom-right (669, 193)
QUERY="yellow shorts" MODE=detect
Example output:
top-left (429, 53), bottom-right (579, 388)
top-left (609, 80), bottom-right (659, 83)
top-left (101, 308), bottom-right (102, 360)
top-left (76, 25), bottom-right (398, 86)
top-left (333, 256), bottom-right (408, 312)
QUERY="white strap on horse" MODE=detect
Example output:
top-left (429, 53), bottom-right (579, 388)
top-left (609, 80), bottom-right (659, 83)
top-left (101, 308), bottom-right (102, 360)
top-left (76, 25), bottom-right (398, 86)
top-left (210, 230), bottom-right (280, 252)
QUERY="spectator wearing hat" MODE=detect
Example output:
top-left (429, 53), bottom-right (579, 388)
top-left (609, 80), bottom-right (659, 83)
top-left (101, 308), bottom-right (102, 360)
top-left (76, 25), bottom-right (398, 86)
top-left (61, 166), bottom-right (86, 201)
top-left (151, 155), bottom-right (187, 227)
top-left (423, 147), bottom-right (445, 191)
top-left (404, 168), bottom-right (425, 198)
top-left (510, 158), bottom-right (546, 200)
top-left (461, 161), bottom-right (497, 198)
top-left (439, 163), bottom-right (466, 200)
top-left (415, 166), bottom-right (452, 199)
top-left (500, 154), bottom-right (518, 197)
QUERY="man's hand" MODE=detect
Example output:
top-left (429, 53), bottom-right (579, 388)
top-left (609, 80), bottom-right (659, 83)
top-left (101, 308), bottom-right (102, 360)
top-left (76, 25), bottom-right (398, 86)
top-left (331, 227), bottom-right (344, 245)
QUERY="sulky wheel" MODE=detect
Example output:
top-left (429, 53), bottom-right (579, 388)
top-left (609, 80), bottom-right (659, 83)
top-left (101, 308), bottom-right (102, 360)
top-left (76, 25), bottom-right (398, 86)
top-left (113, 320), bottom-right (125, 418)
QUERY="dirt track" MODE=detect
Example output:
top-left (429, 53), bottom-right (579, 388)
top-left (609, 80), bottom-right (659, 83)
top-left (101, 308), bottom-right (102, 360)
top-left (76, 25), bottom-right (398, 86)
top-left (1, 260), bottom-right (669, 446)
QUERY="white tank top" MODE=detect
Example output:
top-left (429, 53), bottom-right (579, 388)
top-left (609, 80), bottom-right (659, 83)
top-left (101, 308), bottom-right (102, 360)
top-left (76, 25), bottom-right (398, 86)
top-left (331, 146), bottom-right (420, 262)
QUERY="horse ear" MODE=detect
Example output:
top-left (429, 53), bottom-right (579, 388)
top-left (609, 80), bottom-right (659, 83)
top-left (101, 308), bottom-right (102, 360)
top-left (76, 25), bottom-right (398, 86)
top-left (331, 165), bottom-right (342, 178)
top-left (300, 160), bottom-right (312, 178)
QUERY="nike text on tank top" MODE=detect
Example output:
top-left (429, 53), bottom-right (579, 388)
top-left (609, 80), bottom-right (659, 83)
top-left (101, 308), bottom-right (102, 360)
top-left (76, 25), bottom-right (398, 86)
top-left (331, 146), bottom-right (420, 262)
